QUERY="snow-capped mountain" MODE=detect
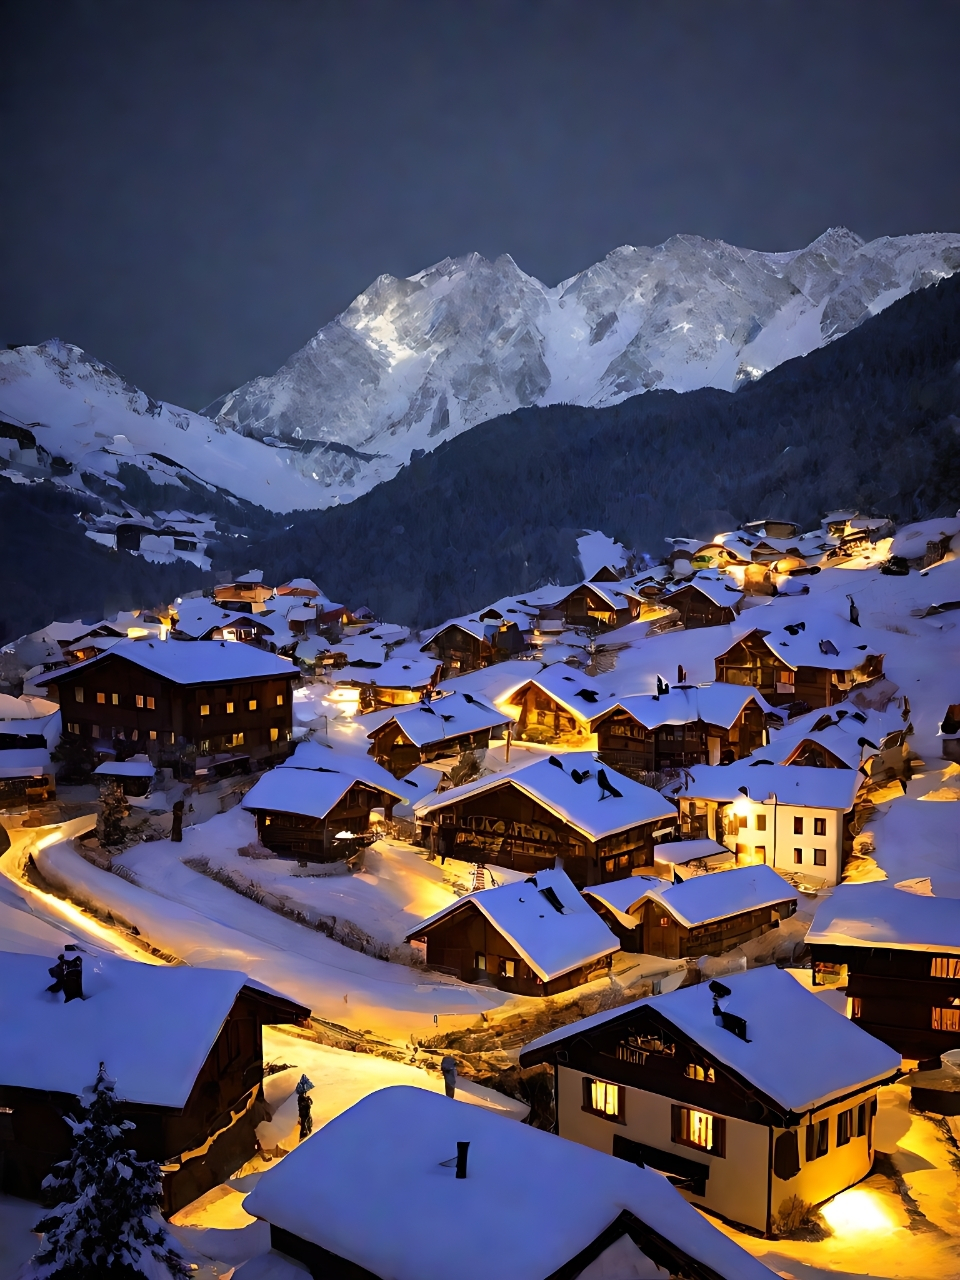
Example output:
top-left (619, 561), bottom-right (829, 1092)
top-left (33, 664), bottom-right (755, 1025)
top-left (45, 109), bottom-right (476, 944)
top-left (210, 228), bottom-right (960, 504)
top-left (0, 340), bottom-right (325, 514)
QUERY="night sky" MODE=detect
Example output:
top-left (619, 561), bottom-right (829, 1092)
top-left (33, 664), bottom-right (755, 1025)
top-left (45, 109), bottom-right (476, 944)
top-left (2, 0), bottom-right (959, 410)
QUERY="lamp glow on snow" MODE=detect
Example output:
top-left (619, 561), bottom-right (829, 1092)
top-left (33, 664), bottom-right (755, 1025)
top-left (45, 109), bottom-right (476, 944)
top-left (820, 1187), bottom-right (900, 1237)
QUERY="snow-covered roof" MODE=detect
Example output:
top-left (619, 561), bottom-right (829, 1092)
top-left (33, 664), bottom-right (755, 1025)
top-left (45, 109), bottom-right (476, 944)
top-left (0, 748), bottom-right (51, 778)
top-left (277, 578), bottom-right (322, 596)
top-left (663, 572), bottom-right (743, 610)
top-left (592, 683), bottom-right (766, 731)
top-left (242, 1085), bottom-right (775, 1280)
top-left (655, 837), bottom-right (729, 865)
top-left (585, 864), bottom-right (797, 930)
top-left (337, 655), bottom-right (441, 690)
top-left (362, 692), bottom-right (509, 748)
top-left (413, 751), bottom-right (676, 842)
top-left (93, 759), bottom-right (155, 779)
top-left (673, 761), bottom-right (864, 809)
top-left (889, 516), bottom-right (960, 558)
top-left (0, 951), bottom-right (256, 1108)
top-left (508, 663), bottom-right (616, 722)
top-left (755, 614), bottom-right (885, 672)
top-left (807, 883), bottom-right (960, 955)
top-left (243, 759), bottom-right (409, 819)
top-left (278, 740), bottom-right (419, 796)
top-left (172, 599), bottom-right (273, 639)
top-left (522, 966), bottom-right (900, 1114)
top-left (436, 659), bottom-right (541, 705)
top-left (0, 694), bottom-right (58, 720)
top-left (407, 868), bottom-right (619, 983)
top-left (419, 615), bottom-right (506, 646)
top-left (33, 638), bottom-right (296, 687)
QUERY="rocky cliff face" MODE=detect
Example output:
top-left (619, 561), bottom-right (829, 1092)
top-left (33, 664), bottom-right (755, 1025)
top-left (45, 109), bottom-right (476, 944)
top-left (210, 228), bottom-right (960, 505)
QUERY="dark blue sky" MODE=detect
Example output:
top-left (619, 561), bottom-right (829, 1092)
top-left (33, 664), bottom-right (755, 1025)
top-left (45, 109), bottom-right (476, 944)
top-left (2, 0), bottom-right (959, 409)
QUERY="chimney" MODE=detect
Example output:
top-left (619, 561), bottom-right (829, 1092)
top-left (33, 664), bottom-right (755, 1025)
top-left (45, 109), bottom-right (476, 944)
top-left (455, 1141), bottom-right (470, 1179)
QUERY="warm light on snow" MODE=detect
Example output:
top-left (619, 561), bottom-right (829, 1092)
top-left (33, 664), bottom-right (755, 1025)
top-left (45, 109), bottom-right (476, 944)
top-left (820, 1187), bottom-right (900, 1236)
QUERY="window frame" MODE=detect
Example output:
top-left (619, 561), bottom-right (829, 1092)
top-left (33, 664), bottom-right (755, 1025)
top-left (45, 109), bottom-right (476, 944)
top-left (836, 1108), bottom-right (853, 1147)
top-left (813, 817), bottom-right (827, 837)
top-left (671, 1104), bottom-right (725, 1156)
top-left (805, 1118), bottom-right (829, 1161)
top-left (582, 1076), bottom-right (626, 1123)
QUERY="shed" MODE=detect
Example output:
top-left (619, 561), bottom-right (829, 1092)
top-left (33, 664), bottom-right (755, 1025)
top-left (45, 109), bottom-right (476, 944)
top-left (242, 1085), bottom-right (778, 1280)
top-left (93, 756), bottom-right (156, 797)
top-left (583, 864), bottom-right (797, 956)
top-left (406, 868), bottom-right (619, 995)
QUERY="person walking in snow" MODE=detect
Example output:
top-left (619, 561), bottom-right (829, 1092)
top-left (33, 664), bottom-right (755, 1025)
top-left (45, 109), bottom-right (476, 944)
top-left (296, 1074), bottom-right (315, 1141)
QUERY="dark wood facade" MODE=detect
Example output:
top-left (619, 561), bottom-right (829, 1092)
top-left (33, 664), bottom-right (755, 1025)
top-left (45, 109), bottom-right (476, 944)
top-left (557, 587), bottom-right (638, 632)
top-left (664, 585), bottom-right (739, 629)
top-left (421, 622), bottom-right (524, 679)
top-left (418, 781), bottom-right (658, 887)
top-left (810, 944), bottom-right (960, 1063)
top-left (369, 721), bottom-right (498, 777)
top-left (43, 653), bottom-right (295, 765)
top-left (409, 899), bottom-right (613, 996)
top-left (594, 701), bottom-right (767, 778)
top-left (249, 782), bottom-right (395, 860)
top-left (0, 988), bottom-right (307, 1215)
top-left (715, 632), bottom-right (883, 710)
top-left (590, 896), bottom-right (796, 957)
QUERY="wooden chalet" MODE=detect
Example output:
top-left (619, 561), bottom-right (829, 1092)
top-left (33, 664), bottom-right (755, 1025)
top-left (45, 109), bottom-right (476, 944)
top-left (675, 761), bottom-right (865, 888)
top-left (0, 952), bottom-right (309, 1215)
top-left (554, 581), bottom-right (641, 632)
top-left (419, 616), bottom-right (525, 679)
top-left (661, 577), bottom-right (743, 629)
top-left (520, 966), bottom-right (900, 1236)
top-left (0, 748), bottom-right (55, 808)
top-left (413, 751), bottom-right (676, 887)
top-left (506, 665), bottom-right (608, 746)
top-left (406, 868), bottom-right (618, 995)
top-left (591, 684), bottom-right (768, 778)
top-left (807, 883), bottom-right (960, 1065)
top-left (715, 623), bottom-right (884, 710)
top-left (170, 599), bottom-right (276, 646)
top-left (241, 748), bottom-right (412, 860)
top-left (341, 656), bottom-right (443, 712)
top-left (243, 1085), bottom-right (774, 1280)
top-left (363, 692), bottom-right (509, 777)
top-left (37, 638), bottom-right (296, 767)
top-left (582, 865), bottom-right (797, 957)
top-left (213, 571), bottom-right (273, 614)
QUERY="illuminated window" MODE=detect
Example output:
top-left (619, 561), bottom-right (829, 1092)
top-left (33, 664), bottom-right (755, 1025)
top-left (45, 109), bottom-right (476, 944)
top-left (475, 953), bottom-right (486, 972)
top-left (276, 693), bottom-right (284, 706)
top-left (851, 996), bottom-right (862, 1018)
top-left (756, 814), bottom-right (766, 831)
top-left (813, 849), bottom-right (827, 866)
top-left (200, 705), bottom-right (210, 717)
top-left (583, 1077), bottom-right (623, 1121)
top-left (684, 1064), bottom-right (715, 1082)
top-left (130, 729), bottom-right (138, 741)
top-left (67, 722), bottom-right (80, 734)
top-left (230, 732), bottom-right (245, 747)
top-left (805, 1119), bottom-right (829, 1160)
top-left (270, 727), bottom-right (279, 742)
top-left (794, 848), bottom-right (803, 864)
top-left (96, 692), bottom-right (106, 705)
top-left (755, 845), bottom-right (766, 859)
top-left (779, 670), bottom-right (795, 685)
top-left (136, 695), bottom-right (144, 708)
top-left (147, 696), bottom-right (155, 710)
top-left (111, 693), bottom-right (119, 706)
top-left (166, 732), bottom-right (175, 745)
top-left (793, 816), bottom-right (804, 835)
top-left (814, 817), bottom-right (827, 836)
top-left (226, 701), bottom-right (235, 714)
top-left (932, 1007), bottom-right (960, 1032)
top-left (149, 730), bottom-right (157, 741)
top-left (931, 956), bottom-right (960, 979)
top-left (659, 916), bottom-right (670, 928)
top-left (248, 699), bottom-right (258, 712)
top-left (502, 959), bottom-right (516, 978)
top-left (836, 1109), bottom-right (853, 1146)
top-left (74, 687), bottom-right (84, 703)
top-left (672, 1106), bottom-right (724, 1155)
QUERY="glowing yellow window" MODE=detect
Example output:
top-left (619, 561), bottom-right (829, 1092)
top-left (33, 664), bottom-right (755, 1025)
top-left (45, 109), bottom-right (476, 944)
top-left (248, 699), bottom-right (258, 711)
top-left (226, 702), bottom-right (235, 714)
top-left (584, 1078), bottom-right (622, 1120)
top-left (200, 705), bottom-right (210, 717)
top-left (111, 693), bottom-right (119, 706)
top-left (96, 692), bottom-right (106, 705)
top-left (270, 728), bottom-right (279, 742)
top-left (276, 693), bottom-right (284, 706)
top-left (673, 1106), bottom-right (724, 1155)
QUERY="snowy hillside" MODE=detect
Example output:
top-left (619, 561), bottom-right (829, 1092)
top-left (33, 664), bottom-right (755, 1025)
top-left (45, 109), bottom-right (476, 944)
top-left (0, 340), bottom-right (325, 513)
top-left (211, 228), bottom-right (960, 504)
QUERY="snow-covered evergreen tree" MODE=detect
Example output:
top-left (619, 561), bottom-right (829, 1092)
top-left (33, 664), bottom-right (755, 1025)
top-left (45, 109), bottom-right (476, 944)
top-left (96, 778), bottom-right (129, 848)
top-left (30, 1063), bottom-right (189, 1280)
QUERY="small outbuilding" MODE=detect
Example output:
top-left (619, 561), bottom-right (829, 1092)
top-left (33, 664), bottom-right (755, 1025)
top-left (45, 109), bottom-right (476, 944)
top-left (520, 966), bottom-right (901, 1235)
top-left (505, 665), bottom-right (611, 746)
top-left (661, 576), bottom-right (743, 629)
top-left (362, 692), bottom-right (510, 777)
top-left (419, 616), bottom-right (525, 678)
top-left (413, 751), bottom-right (677, 886)
top-left (582, 865), bottom-right (798, 956)
top-left (406, 867), bottom-right (619, 995)
top-left (807, 882), bottom-right (960, 1063)
top-left (0, 951), bottom-right (308, 1214)
top-left (242, 1085), bottom-right (777, 1280)
top-left (93, 756), bottom-right (156, 797)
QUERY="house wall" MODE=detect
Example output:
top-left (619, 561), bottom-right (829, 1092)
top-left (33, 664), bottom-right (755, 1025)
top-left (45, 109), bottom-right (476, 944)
top-left (254, 783), bottom-right (387, 859)
top-left (48, 656), bottom-right (294, 763)
top-left (370, 723), bottom-right (495, 777)
top-left (557, 1067), bottom-right (878, 1234)
top-left (667, 587), bottom-right (737, 630)
top-left (512, 684), bottom-right (592, 745)
top-left (596, 703), bottom-right (766, 776)
top-left (637, 900), bottom-right (791, 959)
top-left (679, 796), bottom-right (845, 886)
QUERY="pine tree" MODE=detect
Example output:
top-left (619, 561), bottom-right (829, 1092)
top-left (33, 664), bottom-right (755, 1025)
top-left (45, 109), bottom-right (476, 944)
top-left (96, 778), bottom-right (129, 848)
top-left (30, 1064), bottom-right (189, 1280)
